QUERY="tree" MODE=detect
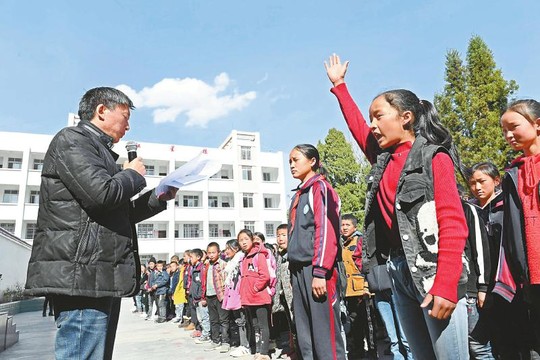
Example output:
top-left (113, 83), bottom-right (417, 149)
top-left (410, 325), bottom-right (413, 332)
top-left (317, 128), bottom-right (370, 222)
top-left (434, 35), bottom-right (518, 172)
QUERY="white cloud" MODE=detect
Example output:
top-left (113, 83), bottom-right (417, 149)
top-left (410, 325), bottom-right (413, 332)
top-left (116, 73), bottom-right (256, 128)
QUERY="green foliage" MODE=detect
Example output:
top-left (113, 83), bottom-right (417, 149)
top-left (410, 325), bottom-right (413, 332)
top-left (317, 128), bottom-right (370, 222)
top-left (434, 36), bottom-right (518, 172)
top-left (1, 282), bottom-right (28, 303)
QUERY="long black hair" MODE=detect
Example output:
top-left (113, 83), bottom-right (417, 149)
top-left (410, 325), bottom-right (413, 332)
top-left (377, 89), bottom-right (465, 180)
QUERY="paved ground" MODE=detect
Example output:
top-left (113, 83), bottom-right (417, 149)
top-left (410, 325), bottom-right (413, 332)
top-left (1, 298), bottom-right (392, 359)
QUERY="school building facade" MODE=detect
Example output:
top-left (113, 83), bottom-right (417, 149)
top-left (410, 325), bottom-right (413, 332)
top-left (0, 116), bottom-right (287, 262)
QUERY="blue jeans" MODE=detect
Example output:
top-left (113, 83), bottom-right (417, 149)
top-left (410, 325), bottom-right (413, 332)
top-left (388, 255), bottom-right (469, 360)
top-left (375, 289), bottom-right (413, 360)
top-left (196, 302), bottom-right (210, 337)
top-left (467, 297), bottom-right (494, 359)
top-left (53, 296), bottom-right (121, 360)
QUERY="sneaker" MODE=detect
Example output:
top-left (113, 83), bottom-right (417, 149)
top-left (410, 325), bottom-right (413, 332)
top-left (139, 313), bottom-right (147, 318)
top-left (230, 346), bottom-right (251, 357)
top-left (204, 342), bottom-right (222, 351)
top-left (184, 323), bottom-right (196, 331)
top-left (172, 317), bottom-right (181, 323)
top-left (190, 330), bottom-right (202, 338)
top-left (220, 343), bottom-right (231, 353)
top-left (194, 336), bottom-right (211, 344)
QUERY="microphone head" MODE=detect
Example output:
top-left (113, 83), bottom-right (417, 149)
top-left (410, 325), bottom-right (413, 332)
top-left (125, 141), bottom-right (138, 152)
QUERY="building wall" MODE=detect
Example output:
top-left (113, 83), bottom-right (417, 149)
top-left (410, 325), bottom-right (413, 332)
top-left (0, 230), bottom-right (31, 301)
top-left (0, 129), bottom-right (287, 262)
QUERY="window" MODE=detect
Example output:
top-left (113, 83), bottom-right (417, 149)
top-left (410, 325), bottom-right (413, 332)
top-left (8, 157), bottom-right (22, 169)
top-left (33, 159), bottom-right (44, 170)
top-left (244, 221), bottom-right (255, 232)
top-left (208, 196), bottom-right (218, 208)
top-left (137, 223), bottom-right (154, 238)
top-left (242, 166), bottom-right (252, 181)
top-left (3, 189), bottom-right (18, 203)
top-left (146, 165), bottom-right (155, 176)
top-left (26, 223), bottom-right (37, 239)
top-left (265, 223), bottom-right (275, 237)
top-left (222, 196), bottom-right (231, 207)
top-left (183, 224), bottom-right (200, 238)
top-left (242, 193), bottom-right (253, 208)
top-left (262, 172), bottom-right (271, 182)
top-left (0, 223), bottom-right (15, 234)
top-left (220, 169), bottom-right (230, 179)
top-left (183, 195), bottom-right (200, 207)
top-left (264, 197), bottom-right (273, 209)
top-left (209, 224), bottom-right (219, 238)
top-left (157, 230), bottom-right (167, 238)
top-left (241, 146), bottom-right (251, 160)
top-left (29, 190), bottom-right (40, 204)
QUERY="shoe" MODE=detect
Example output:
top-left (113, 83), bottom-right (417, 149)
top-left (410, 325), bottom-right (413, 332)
top-left (48, 313), bottom-right (54, 316)
top-left (42, 313), bottom-right (46, 317)
top-left (220, 343), bottom-right (230, 353)
top-left (154, 318), bottom-right (166, 323)
top-left (194, 336), bottom-right (211, 344)
top-left (140, 313), bottom-right (148, 318)
top-left (190, 330), bottom-right (202, 338)
top-left (230, 346), bottom-right (251, 357)
top-left (204, 342), bottom-right (222, 351)
top-left (172, 317), bottom-right (181, 323)
top-left (184, 323), bottom-right (195, 331)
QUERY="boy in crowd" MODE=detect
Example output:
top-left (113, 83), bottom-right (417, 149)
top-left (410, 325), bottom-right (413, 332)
top-left (146, 257), bottom-right (158, 320)
top-left (272, 224), bottom-right (297, 359)
top-left (340, 214), bottom-right (377, 358)
top-left (202, 242), bottom-right (230, 352)
top-left (152, 260), bottom-right (170, 323)
top-left (169, 260), bottom-right (187, 323)
top-left (190, 249), bottom-right (211, 343)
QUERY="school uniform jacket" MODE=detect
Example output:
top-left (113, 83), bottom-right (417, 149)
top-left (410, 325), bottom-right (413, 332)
top-left (288, 174), bottom-right (341, 279)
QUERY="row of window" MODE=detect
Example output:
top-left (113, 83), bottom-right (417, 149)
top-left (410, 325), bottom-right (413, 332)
top-left (0, 190), bottom-right (281, 210)
top-left (2, 157), bottom-right (279, 182)
top-left (137, 222), bottom-right (277, 239)
top-left (0, 222), bottom-right (36, 239)
top-left (0, 221), bottom-right (278, 240)
top-left (2, 190), bottom-right (40, 204)
top-left (0, 158), bottom-right (43, 170)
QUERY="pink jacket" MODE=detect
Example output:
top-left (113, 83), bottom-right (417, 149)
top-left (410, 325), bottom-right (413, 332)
top-left (239, 243), bottom-right (271, 306)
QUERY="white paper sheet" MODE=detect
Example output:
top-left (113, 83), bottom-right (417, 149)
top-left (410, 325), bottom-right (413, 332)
top-left (156, 151), bottom-right (222, 195)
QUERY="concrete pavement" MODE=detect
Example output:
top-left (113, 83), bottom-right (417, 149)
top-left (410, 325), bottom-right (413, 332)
top-left (0, 298), bottom-right (392, 359)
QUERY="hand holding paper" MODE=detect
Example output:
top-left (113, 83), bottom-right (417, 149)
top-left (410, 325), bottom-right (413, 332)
top-left (156, 151), bottom-right (222, 197)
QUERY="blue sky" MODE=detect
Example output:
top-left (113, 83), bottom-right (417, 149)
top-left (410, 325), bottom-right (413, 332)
top-left (1, 1), bottom-right (540, 190)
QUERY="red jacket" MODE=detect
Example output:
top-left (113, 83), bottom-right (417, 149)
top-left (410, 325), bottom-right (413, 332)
top-left (240, 243), bottom-right (272, 306)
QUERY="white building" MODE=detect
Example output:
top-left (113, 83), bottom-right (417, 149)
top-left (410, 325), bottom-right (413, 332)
top-left (0, 124), bottom-right (287, 263)
top-left (0, 228), bottom-right (31, 301)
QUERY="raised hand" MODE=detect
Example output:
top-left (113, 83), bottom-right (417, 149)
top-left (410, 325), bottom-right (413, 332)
top-left (324, 53), bottom-right (349, 87)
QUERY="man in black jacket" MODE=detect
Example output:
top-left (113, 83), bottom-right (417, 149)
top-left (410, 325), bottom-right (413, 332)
top-left (25, 87), bottom-right (177, 360)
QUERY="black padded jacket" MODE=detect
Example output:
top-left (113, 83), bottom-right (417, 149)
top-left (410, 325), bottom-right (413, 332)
top-left (25, 120), bottom-right (166, 298)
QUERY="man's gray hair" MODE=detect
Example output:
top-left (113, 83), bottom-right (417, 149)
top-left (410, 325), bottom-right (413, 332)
top-left (78, 87), bottom-right (134, 122)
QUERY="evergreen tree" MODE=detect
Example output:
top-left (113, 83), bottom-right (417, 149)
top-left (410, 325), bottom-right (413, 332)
top-left (434, 36), bottom-right (518, 172)
top-left (317, 128), bottom-right (370, 222)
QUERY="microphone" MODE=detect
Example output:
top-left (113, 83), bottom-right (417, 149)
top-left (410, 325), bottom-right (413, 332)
top-left (125, 141), bottom-right (138, 162)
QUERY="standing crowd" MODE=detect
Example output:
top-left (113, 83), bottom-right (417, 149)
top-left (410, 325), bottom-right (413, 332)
top-left (25, 52), bottom-right (540, 360)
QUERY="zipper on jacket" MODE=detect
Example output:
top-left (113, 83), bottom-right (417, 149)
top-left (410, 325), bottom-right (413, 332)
top-left (74, 218), bottom-right (92, 262)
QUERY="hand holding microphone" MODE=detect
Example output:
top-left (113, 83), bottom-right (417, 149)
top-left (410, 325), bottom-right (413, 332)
top-left (123, 141), bottom-right (146, 176)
